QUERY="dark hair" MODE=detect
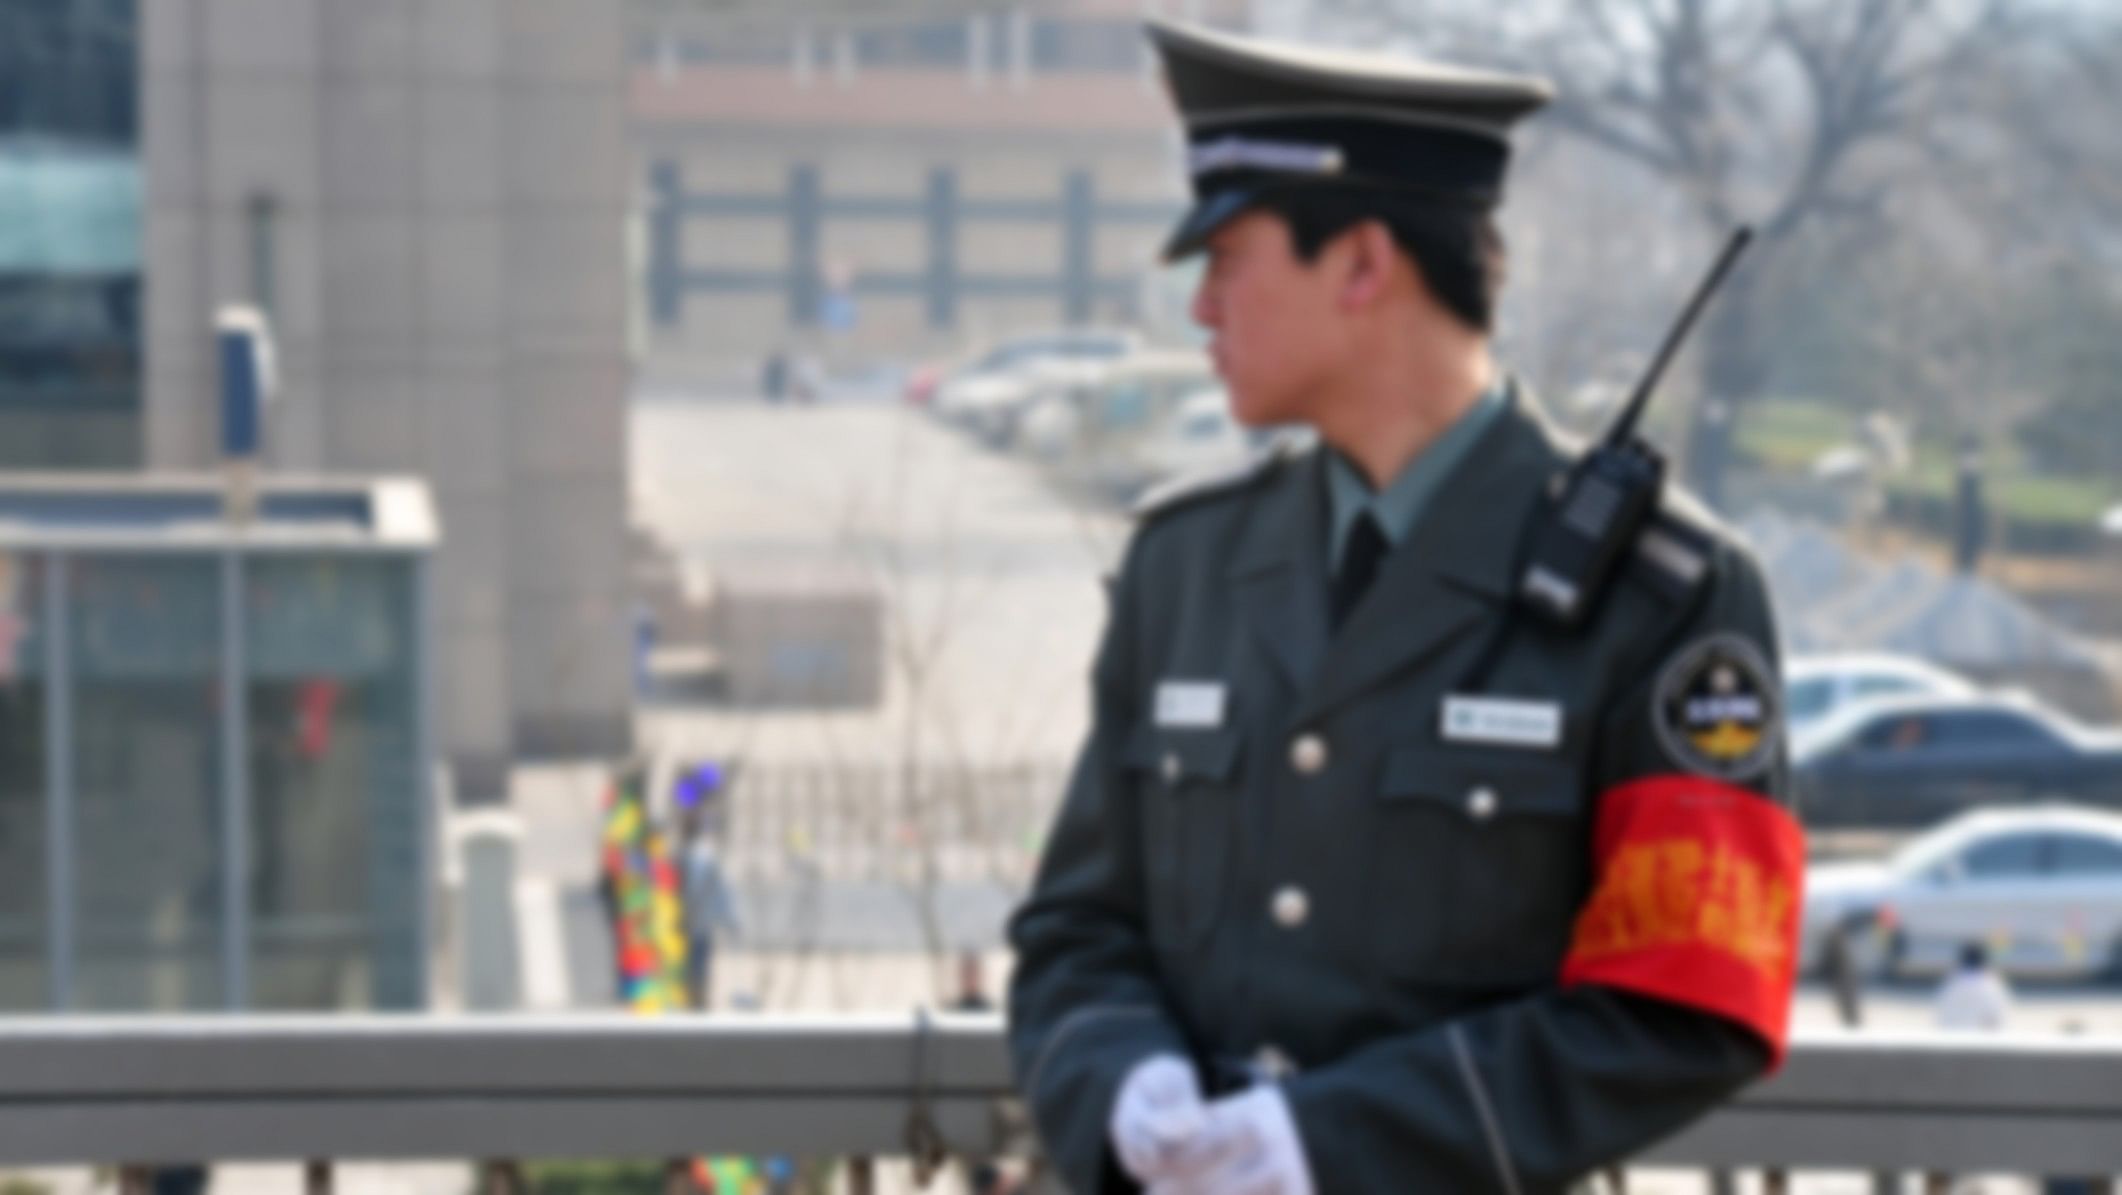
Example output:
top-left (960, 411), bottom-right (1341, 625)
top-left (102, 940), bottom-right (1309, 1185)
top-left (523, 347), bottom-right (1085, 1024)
top-left (1253, 185), bottom-right (1505, 333)
top-left (1959, 941), bottom-right (1989, 970)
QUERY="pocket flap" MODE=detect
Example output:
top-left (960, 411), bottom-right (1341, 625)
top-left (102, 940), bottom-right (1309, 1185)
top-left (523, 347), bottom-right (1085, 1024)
top-left (1380, 742), bottom-right (1580, 816)
top-left (1125, 724), bottom-right (1242, 783)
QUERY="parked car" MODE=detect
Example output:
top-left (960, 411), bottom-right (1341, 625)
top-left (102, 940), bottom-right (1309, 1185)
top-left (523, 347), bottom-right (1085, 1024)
top-left (958, 357), bottom-right (1110, 448)
top-left (1132, 388), bottom-right (1251, 489)
top-left (924, 328), bottom-right (1141, 424)
top-left (1785, 653), bottom-right (1978, 740)
top-left (1802, 805), bottom-right (2122, 981)
top-left (1117, 389), bottom-right (1310, 499)
top-left (1793, 692), bottom-right (2122, 829)
top-left (1016, 350), bottom-right (1220, 489)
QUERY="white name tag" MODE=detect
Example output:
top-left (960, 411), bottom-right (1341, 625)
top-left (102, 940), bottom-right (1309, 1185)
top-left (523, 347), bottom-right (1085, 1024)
top-left (1155, 681), bottom-right (1227, 730)
top-left (1440, 695), bottom-right (1563, 750)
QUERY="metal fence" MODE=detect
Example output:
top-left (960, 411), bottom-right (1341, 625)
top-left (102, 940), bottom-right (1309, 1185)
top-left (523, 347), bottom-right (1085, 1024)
top-left (722, 763), bottom-right (1065, 889)
top-left (711, 762), bottom-right (1069, 953)
top-left (1, 1016), bottom-right (2120, 1191)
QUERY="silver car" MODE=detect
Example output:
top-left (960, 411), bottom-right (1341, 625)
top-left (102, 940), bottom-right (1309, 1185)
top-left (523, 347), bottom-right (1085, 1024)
top-left (1803, 805), bottom-right (2122, 982)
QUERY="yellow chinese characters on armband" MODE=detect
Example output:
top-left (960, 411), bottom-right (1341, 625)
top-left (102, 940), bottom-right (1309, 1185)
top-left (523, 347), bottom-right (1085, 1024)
top-left (1561, 775), bottom-right (1806, 1066)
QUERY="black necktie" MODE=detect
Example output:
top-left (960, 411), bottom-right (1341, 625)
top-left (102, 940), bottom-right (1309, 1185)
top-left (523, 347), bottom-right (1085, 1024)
top-left (1330, 512), bottom-right (1389, 630)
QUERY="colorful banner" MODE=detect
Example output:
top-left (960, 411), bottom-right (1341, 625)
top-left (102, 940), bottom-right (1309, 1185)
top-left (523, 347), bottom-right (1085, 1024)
top-left (600, 765), bottom-right (689, 1013)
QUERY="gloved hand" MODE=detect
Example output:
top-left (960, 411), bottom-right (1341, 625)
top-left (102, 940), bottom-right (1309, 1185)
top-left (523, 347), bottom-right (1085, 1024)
top-left (1148, 1084), bottom-right (1314, 1195)
top-left (1108, 1054), bottom-right (1215, 1184)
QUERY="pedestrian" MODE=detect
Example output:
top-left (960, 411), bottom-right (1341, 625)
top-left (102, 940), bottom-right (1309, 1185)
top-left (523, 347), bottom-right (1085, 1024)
top-left (952, 949), bottom-right (997, 1013)
top-left (678, 806), bottom-right (741, 1011)
top-left (1925, 942), bottom-right (2014, 1194)
top-left (1006, 19), bottom-right (1804, 1195)
top-left (950, 949), bottom-right (1015, 1192)
top-left (1826, 917), bottom-right (1867, 1028)
top-left (761, 349), bottom-right (789, 403)
top-left (1935, 941), bottom-right (2012, 1032)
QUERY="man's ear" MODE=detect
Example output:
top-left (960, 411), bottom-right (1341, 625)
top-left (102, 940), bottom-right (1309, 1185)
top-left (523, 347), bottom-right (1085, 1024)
top-left (1338, 219), bottom-right (1399, 311)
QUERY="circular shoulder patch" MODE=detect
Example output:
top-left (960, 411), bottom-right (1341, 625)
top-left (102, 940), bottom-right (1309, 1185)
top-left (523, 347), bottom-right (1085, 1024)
top-left (1651, 632), bottom-right (1781, 782)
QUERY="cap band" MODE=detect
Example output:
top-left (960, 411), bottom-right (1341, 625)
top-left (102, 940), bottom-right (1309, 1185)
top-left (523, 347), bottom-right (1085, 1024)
top-left (1189, 136), bottom-right (1346, 178)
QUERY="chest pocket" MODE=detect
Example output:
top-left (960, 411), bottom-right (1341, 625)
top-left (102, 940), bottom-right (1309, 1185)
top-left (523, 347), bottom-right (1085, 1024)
top-left (1124, 723), bottom-right (1243, 951)
top-left (1365, 742), bottom-right (1590, 987)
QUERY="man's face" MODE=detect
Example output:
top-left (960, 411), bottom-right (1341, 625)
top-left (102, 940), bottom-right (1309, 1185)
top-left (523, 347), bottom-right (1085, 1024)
top-left (1190, 209), bottom-right (1346, 428)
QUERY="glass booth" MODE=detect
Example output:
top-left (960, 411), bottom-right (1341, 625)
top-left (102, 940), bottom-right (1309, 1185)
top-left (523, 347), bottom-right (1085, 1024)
top-left (0, 477), bottom-right (435, 1011)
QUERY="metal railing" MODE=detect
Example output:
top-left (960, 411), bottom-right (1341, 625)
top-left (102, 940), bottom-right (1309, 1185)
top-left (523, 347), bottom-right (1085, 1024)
top-left (2, 1016), bottom-right (2120, 1189)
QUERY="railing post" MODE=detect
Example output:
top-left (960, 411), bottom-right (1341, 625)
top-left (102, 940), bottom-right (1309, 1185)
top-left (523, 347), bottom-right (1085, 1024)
top-left (1709, 1171), bottom-right (1738, 1195)
top-left (304, 1160), bottom-right (333, 1195)
top-left (846, 1156), bottom-right (876, 1195)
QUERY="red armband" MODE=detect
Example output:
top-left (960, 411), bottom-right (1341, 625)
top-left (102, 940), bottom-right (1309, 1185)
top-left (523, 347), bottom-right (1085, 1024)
top-left (1559, 775), bottom-right (1806, 1066)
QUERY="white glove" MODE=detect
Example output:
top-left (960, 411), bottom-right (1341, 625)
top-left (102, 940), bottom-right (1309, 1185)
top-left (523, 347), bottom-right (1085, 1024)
top-left (1109, 1054), bottom-right (1215, 1183)
top-left (1149, 1085), bottom-right (1315, 1195)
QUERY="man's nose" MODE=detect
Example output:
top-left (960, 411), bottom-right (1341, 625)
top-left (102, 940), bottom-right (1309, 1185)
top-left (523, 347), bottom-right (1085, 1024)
top-left (1190, 278), bottom-right (1218, 329)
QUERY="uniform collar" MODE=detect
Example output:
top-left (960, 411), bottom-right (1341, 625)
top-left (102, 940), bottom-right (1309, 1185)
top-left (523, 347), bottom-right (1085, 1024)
top-left (1227, 378), bottom-right (1567, 700)
top-left (1324, 379), bottom-right (1507, 573)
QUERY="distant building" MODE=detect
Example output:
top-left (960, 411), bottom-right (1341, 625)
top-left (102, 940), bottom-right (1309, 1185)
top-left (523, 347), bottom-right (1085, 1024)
top-left (627, 0), bottom-right (1254, 371)
top-left (3, 1), bottom-right (636, 816)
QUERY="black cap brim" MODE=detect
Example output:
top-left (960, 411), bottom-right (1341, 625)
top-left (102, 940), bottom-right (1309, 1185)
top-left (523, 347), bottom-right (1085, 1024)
top-left (1160, 185), bottom-right (1267, 263)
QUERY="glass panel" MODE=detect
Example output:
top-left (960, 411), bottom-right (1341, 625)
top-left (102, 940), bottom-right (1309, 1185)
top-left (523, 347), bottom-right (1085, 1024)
top-left (0, 551), bottom-right (49, 1009)
top-left (2049, 834), bottom-right (2122, 877)
top-left (245, 557), bottom-right (422, 1010)
top-left (0, 0), bottom-right (142, 469)
top-left (1858, 714), bottom-right (1931, 752)
top-left (70, 555), bottom-right (223, 1011)
top-left (1961, 834), bottom-right (2046, 880)
top-left (1786, 678), bottom-right (1834, 721)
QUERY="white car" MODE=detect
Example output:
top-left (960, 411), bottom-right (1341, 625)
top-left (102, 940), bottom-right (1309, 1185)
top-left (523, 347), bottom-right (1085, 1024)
top-left (927, 329), bottom-right (1141, 427)
top-left (1784, 653), bottom-right (1978, 746)
top-left (1130, 388), bottom-right (1248, 486)
top-left (1802, 805), bottom-right (2122, 982)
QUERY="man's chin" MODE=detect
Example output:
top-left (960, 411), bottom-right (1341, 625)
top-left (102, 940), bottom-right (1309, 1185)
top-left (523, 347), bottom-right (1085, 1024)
top-left (1225, 389), bottom-right (1293, 430)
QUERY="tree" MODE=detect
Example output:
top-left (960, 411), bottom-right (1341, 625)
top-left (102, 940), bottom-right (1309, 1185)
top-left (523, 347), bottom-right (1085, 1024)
top-left (1321, 0), bottom-right (2027, 506)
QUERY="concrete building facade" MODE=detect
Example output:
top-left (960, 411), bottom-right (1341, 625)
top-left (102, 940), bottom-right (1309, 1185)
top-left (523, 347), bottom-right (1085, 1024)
top-left (140, 0), bottom-right (634, 797)
top-left (627, 0), bottom-right (1254, 373)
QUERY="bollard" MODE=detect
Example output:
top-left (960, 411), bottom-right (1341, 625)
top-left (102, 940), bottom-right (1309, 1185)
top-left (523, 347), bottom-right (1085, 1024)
top-left (457, 810), bottom-right (525, 1011)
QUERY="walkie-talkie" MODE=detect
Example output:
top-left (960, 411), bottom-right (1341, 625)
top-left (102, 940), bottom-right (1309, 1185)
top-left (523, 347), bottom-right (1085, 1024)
top-left (1515, 227), bottom-right (1755, 631)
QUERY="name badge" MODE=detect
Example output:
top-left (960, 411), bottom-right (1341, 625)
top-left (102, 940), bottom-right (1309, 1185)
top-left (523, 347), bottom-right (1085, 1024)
top-left (1440, 695), bottom-right (1562, 750)
top-left (1155, 680), bottom-right (1227, 730)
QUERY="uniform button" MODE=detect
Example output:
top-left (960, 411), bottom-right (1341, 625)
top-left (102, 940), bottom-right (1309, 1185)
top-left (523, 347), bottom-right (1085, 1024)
top-left (1271, 885), bottom-right (1309, 928)
top-left (1288, 733), bottom-right (1329, 775)
top-left (1467, 786), bottom-right (1499, 821)
top-left (1252, 1044), bottom-right (1298, 1081)
top-left (1160, 752), bottom-right (1182, 784)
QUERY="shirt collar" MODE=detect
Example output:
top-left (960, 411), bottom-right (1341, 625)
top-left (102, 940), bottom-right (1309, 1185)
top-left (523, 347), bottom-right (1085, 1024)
top-left (1327, 379), bottom-right (1507, 573)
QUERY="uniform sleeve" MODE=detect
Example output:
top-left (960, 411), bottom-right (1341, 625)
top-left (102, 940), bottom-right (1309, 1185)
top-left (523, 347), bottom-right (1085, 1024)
top-left (1280, 544), bottom-right (1805, 1195)
top-left (1007, 537), bottom-right (1191, 1195)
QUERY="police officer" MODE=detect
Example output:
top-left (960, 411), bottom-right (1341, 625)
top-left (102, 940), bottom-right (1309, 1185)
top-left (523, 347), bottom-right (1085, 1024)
top-left (1007, 20), bottom-right (1805, 1195)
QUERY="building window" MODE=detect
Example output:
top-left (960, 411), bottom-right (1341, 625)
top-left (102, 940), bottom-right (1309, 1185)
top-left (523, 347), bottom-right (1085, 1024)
top-left (853, 20), bottom-right (968, 70)
top-left (0, 0), bottom-right (141, 469)
top-left (1032, 18), bottom-right (1142, 75)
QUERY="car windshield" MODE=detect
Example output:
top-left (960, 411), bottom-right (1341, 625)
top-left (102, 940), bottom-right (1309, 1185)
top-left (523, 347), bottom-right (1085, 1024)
top-left (1786, 677), bottom-right (1835, 722)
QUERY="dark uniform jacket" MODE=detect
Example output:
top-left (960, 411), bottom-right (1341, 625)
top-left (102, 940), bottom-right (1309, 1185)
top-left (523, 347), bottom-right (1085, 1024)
top-left (1007, 386), bottom-right (1802, 1194)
